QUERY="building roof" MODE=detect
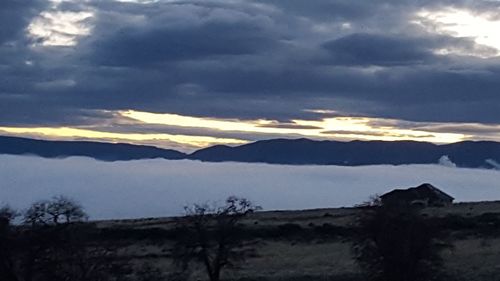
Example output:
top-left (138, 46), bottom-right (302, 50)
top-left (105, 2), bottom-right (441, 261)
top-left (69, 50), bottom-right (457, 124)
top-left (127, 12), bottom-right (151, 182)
top-left (380, 183), bottom-right (454, 202)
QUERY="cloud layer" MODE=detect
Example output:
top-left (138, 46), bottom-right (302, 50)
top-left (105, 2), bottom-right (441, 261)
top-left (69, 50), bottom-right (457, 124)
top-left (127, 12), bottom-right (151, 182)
top-left (2, 0), bottom-right (500, 149)
top-left (2, 155), bottom-right (500, 220)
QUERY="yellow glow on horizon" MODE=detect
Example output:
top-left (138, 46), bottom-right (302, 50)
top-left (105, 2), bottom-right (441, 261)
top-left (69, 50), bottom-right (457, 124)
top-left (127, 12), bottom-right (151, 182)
top-left (295, 117), bottom-right (465, 143)
top-left (0, 127), bottom-right (247, 149)
top-left (121, 110), bottom-right (318, 136)
top-left (288, 117), bottom-right (464, 143)
top-left (122, 110), bottom-right (467, 144)
top-left (0, 111), bottom-right (470, 152)
top-left (416, 8), bottom-right (500, 57)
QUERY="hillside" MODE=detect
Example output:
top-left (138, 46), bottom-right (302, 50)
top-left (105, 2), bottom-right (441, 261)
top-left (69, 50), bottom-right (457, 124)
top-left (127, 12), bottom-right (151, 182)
top-left (0, 135), bottom-right (186, 161)
top-left (2, 135), bottom-right (500, 168)
top-left (189, 138), bottom-right (500, 168)
top-left (95, 201), bottom-right (500, 281)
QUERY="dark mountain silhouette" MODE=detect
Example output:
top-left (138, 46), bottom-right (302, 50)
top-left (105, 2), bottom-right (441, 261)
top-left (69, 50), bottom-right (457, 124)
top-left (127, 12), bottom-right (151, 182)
top-left (188, 138), bottom-right (500, 168)
top-left (0, 136), bottom-right (186, 161)
top-left (1, 135), bottom-right (500, 168)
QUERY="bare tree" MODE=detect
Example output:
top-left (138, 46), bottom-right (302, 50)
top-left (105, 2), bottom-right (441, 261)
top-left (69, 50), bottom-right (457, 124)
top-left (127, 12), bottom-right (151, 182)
top-left (20, 197), bottom-right (126, 281)
top-left (173, 196), bottom-right (260, 281)
top-left (24, 196), bottom-right (87, 226)
top-left (355, 194), bottom-right (382, 208)
top-left (47, 196), bottom-right (88, 224)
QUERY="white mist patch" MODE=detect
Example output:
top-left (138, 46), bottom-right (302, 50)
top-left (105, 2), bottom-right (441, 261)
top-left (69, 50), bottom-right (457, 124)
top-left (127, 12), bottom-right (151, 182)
top-left (1, 155), bottom-right (500, 220)
top-left (486, 159), bottom-right (500, 170)
top-left (438, 155), bottom-right (457, 168)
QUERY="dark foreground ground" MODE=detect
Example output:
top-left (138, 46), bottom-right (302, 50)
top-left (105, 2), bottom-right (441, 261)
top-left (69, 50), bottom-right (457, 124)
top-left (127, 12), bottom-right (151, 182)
top-left (91, 201), bottom-right (500, 281)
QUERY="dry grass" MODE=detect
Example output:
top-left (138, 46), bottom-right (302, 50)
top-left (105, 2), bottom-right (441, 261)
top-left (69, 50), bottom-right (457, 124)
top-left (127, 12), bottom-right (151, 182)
top-left (95, 201), bottom-right (500, 281)
top-left (443, 238), bottom-right (500, 280)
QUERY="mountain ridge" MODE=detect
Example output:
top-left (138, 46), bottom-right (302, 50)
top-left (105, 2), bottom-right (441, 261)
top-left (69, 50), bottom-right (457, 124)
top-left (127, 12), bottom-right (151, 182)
top-left (0, 135), bottom-right (186, 161)
top-left (1, 135), bottom-right (500, 168)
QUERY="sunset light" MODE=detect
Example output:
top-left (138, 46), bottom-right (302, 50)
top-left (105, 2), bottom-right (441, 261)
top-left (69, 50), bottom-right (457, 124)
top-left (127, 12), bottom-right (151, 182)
top-left (0, 126), bottom-right (246, 151)
top-left (121, 110), bottom-right (467, 145)
top-left (416, 8), bottom-right (500, 57)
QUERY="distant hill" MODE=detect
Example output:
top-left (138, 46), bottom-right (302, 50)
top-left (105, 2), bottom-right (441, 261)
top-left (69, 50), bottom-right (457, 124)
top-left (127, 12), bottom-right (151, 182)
top-left (0, 136), bottom-right (186, 161)
top-left (2, 136), bottom-right (500, 168)
top-left (188, 138), bottom-right (500, 168)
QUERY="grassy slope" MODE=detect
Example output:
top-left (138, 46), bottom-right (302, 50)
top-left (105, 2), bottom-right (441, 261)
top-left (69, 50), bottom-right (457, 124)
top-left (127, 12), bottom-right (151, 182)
top-left (95, 201), bottom-right (500, 281)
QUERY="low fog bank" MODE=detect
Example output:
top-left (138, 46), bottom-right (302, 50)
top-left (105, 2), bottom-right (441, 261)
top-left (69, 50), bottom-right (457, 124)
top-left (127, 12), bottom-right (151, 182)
top-left (1, 155), bottom-right (500, 220)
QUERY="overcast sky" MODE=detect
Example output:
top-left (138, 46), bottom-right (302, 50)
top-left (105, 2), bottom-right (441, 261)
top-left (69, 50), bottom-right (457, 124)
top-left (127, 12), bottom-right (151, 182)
top-left (2, 0), bottom-right (500, 151)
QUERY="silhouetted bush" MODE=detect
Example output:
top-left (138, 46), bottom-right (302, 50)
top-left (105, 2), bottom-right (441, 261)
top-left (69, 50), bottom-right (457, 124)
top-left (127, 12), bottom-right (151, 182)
top-left (136, 262), bottom-right (167, 281)
top-left (0, 206), bottom-right (19, 281)
top-left (476, 212), bottom-right (500, 224)
top-left (440, 214), bottom-right (477, 230)
top-left (427, 213), bottom-right (500, 238)
top-left (97, 227), bottom-right (177, 242)
top-left (277, 223), bottom-right (303, 235)
top-left (352, 205), bottom-right (451, 281)
top-left (313, 223), bottom-right (348, 237)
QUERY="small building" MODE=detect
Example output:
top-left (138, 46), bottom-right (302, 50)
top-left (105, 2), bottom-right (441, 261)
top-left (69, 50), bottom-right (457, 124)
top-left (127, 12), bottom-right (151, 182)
top-left (380, 183), bottom-right (454, 207)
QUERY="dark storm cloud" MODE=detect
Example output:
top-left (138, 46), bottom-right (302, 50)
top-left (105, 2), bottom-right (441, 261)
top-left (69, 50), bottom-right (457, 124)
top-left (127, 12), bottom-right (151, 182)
top-left (415, 123), bottom-right (500, 135)
top-left (255, 0), bottom-right (373, 21)
top-left (92, 21), bottom-right (279, 67)
top-left (2, 0), bottom-right (500, 133)
top-left (322, 34), bottom-right (432, 66)
top-left (0, 0), bottom-right (46, 44)
top-left (258, 0), bottom-right (500, 20)
top-left (320, 33), bottom-right (487, 66)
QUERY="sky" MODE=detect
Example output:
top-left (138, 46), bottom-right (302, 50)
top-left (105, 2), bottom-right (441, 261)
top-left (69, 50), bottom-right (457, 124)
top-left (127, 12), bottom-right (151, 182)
top-left (2, 0), bottom-right (500, 151)
top-left (2, 155), bottom-right (500, 219)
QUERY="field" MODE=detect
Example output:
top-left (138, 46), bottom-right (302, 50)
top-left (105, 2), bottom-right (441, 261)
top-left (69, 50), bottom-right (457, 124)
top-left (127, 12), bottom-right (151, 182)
top-left (93, 201), bottom-right (500, 281)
